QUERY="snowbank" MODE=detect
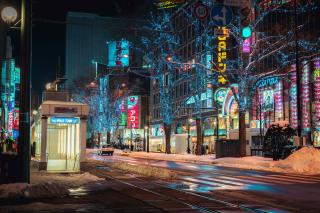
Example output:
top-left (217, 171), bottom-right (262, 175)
top-left (213, 147), bottom-right (320, 175)
top-left (276, 147), bottom-right (320, 174)
top-left (0, 172), bottom-right (104, 199)
top-left (117, 149), bottom-right (215, 163)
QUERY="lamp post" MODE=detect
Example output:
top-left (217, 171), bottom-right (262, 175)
top-left (146, 125), bottom-right (149, 153)
top-left (187, 118), bottom-right (193, 154)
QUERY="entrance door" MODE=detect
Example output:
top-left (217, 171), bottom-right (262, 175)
top-left (46, 122), bottom-right (80, 171)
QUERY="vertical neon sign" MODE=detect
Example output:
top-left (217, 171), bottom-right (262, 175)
top-left (301, 61), bottom-right (310, 130)
top-left (242, 37), bottom-right (251, 53)
top-left (127, 96), bottom-right (139, 129)
top-left (275, 80), bottom-right (283, 119)
top-left (217, 27), bottom-right (227, 84)
top-left (290, 66), bottom-right (298, 128)
top-left (314, 58), bottom-right (320, 131)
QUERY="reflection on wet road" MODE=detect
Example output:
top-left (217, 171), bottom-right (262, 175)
top-left (88, 152), bottom-right (320, 197)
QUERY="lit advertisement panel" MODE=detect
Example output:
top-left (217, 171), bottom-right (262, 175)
top-left (301, 61), bottom-right (310, 130)
top-left (263, 90), bottom-right (274, 111)
top-left (108, 40), bottom-right (129, 67)
top-left (50, 117), bottom-right (79, 124)
top-left (313, 58), bottom-right (320, 131)
top-left (290, 67), bottom-right (298, 128)
top-left (127, 96), bottom-right (139, 129)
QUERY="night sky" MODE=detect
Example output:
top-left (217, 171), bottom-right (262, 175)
top-left (29, 0), bottom-right (154, 92)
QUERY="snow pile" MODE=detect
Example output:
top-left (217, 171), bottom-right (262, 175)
top-left (272, 120), bottom-right (289, 127)
top-left (276, 147), bottom-right (320, 174)
top-left (213, 156), bottom-right (274, 170)
top-left (213, 147), bottom-right (320, 175)
top-left (0, 172), bottom-right (104, 199)
top-left (119, 150), bottom-right (216, 163)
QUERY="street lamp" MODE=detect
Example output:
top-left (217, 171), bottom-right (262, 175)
top-left (144, 125), bottom-right (149, 153)
top-left (1, 6), bottom-right (18, 24)
top-left (187, 118), bottom-right (193, 154)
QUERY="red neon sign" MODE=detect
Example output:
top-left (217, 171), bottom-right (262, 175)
top-left (127, 96), bottom-right (139, 129)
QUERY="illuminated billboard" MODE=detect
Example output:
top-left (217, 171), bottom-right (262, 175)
top-left (127, 96), bottom-right (140, 129)
top-left (107, 40), bottom-right (129, 67)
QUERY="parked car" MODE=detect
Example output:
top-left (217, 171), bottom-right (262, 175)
top-left (98, 145), bottom-right (114, 156)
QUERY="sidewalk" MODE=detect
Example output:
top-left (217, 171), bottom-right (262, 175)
top-left (0, 170), bottom-right (104, 199)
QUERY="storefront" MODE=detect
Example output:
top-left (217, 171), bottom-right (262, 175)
top-left (149, 124), bottom-right (165, 152)
top-left (251, 57), bottom-right (320, 147)
top-left (31, 101), bottom-right (89, 171)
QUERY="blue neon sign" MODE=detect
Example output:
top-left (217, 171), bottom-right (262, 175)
top-left (50, 117), bottom-right (79, 124)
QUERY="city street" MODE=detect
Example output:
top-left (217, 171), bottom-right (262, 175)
top-left (1, 1), bottom-right (319, 212)
top-left (86, 151), bottom-right (320, 212)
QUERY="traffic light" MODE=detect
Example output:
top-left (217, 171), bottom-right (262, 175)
top-left (240, 6), bottom-right (252, 38)
top-left (241, 26), bottom-right (252, 38)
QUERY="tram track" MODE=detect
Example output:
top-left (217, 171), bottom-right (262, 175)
top-left (85, 162), bottom-right (270, 213)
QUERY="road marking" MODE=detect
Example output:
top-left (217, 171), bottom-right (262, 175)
top-left (198, 176), bottom-right (244, 186)
top-left (253, 175), bottom-right (317, 184)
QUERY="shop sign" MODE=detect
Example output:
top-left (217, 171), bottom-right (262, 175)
top-left (242, 37), bottom-right (251, 53)
top-left (217, 27), bottom-right (227, 84)
top-left (301, 61), bottom-right (310, 130)
top-left (107, 40), bottom-right (129, 67)
top-left (127, 96), bottom-right (139, 129)
top-left (214, 88), bottom-right (227, 105)
top-left (290, 68), bottom-right (298, 128)
top-left (256, 76), bottom-right (279, 88)
top-left (187, 88), bottom-right (212, 107)
top-left (274, 81), bottom-right (283, 119)
top-left (8, 111), bottom-right (14, 133)
top-left (50, 117), bottom-right (80, 124)
top-left (151, 125), bottom-right (164, 137)
top-left (314, 58), bottom-right (320, 131)
top-left (263, 90), bottom-right (274, 111)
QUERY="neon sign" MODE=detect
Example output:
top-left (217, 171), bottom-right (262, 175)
top-left (256, 76), bottom-right (279, 88)
top-left (301, 61), bottom-right (310, 130)
top-left (127, 96), bottom-right (139, 129)
top-left (263, 90), bottom-right (274, 111)
top-left (314, 58), bottom-right (320, 131)
top-left (242, 37), bottom-right (251, 53)
top-left (108, 40), bottom-right (129, 67)
top-left (290, 67), bottom-right (298, 128)
top-left (217, 27), bottom-right (227, 84)
top-left (214, 88), bottom-right (227, 105)
top-left (275, 80), bottom-right (283, 119)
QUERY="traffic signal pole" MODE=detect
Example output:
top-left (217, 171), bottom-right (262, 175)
top-left (19, 0), bottom-right (31, 183)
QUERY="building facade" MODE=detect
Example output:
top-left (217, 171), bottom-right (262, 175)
top-left (148, 0), bottom-right (320, 154)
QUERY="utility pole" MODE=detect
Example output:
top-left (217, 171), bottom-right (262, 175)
top-left (130, 121), bottom-right (133, 151)
top-left (19, 0), bottom-right (31, 183)
top-left (187, 118), bottom-right (191, 154)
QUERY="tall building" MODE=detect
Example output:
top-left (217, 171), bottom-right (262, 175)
top-left (0, 36), bottom-right (20, 138)
top-left (65, 12), bottom-right (146, 88)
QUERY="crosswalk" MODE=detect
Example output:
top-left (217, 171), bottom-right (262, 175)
top-left (174, 173), bottom-right (320, 193)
